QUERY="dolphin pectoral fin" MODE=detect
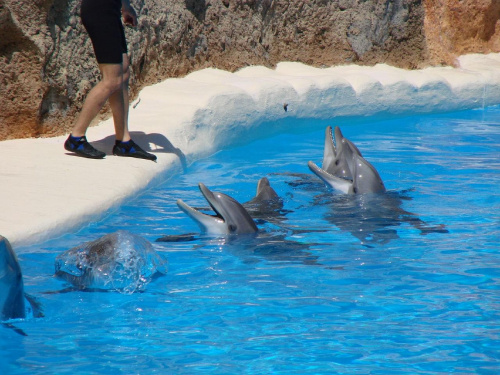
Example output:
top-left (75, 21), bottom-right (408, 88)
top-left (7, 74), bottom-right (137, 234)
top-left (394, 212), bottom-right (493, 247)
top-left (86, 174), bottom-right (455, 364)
top-left (308, 161), bottom-right (354, 194)
top-left (24, 293), bottom-right (44, 319)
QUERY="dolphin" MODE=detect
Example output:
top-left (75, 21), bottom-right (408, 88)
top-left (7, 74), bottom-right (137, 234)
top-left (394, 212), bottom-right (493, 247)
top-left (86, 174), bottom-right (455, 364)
top-left (317, 190), bottom-right (448, 246)
top-left (176, 183), bottom-right (258, 235)
top-left (1, 235), bottom-right (42, 322)
top-left (308, 126), bottom-right (386, 194)
top-left (55, 230), bottom-right (168, 293)
top-left (317, 126), bottom-right (361, 180)
top-left (243, 177), bottom-right (284, 218)
top-left (347, 152), bottom-right (386, 194)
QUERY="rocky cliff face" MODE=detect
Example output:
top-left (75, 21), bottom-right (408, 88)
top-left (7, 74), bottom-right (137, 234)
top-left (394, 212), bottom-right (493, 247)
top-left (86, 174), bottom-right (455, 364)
top-left (1, 0), bottom-right (499, 141)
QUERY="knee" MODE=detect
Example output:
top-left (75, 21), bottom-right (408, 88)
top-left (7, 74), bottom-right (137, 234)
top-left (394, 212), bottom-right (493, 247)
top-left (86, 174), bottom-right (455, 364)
top-left (102, 75), bottom-right (124, 93)
top-left (122, 65), bottom-right (130, 84)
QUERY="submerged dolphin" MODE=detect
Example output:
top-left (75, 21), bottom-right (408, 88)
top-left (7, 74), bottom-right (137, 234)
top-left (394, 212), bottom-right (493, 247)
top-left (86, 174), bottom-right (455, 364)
top-left (1, 236), bottom-right (42, 322)
top-left (317, 190), bottom-right (448, 246)
top-left (55, 230), bottom-right (168, 293)
top-left (176, 183), bottom-right (258, 235)
top-left (308, 126), bottom-right (386, 194)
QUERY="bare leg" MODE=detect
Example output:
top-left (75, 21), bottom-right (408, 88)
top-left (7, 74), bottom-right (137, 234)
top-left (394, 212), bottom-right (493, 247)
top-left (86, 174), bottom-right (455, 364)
top-left (109, 53), bottom-right (131, 142)
top-left (68, 54), bottom-right (156, 161)
top-left (71, 63), bottom-right (124, 137)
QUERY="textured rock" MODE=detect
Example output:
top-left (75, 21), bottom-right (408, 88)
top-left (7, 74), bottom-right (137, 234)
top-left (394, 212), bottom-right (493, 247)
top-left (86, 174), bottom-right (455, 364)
top-left (0, 0), bottom-right (498, 141)
top-left (424, 0), bottom-right (500, 65)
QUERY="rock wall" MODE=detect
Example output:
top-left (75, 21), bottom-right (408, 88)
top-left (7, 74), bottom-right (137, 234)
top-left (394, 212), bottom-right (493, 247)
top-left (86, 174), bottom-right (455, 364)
top-left (424, 0), bottom-right (500, 65)
top-left (0, 0), bottom-right (499, 141)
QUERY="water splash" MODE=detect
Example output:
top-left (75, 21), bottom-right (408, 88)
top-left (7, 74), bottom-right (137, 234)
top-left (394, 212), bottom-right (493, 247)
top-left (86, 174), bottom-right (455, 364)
top-left (55, 230), bottom-right (168, 294)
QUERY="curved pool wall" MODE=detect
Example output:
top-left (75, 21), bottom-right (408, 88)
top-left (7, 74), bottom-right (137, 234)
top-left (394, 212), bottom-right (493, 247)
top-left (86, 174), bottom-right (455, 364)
top-left (0, 53), bottom-right (499, 247)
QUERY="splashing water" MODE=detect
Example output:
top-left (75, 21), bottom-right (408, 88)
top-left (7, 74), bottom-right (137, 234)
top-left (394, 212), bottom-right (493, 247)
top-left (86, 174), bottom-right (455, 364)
top-left (55, 230), bottom-right (168, 293)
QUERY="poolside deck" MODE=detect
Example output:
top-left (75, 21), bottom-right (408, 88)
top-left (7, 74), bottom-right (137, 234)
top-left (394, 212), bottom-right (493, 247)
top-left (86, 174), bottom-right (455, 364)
top-left (1, 53), bottom-right (500, 247)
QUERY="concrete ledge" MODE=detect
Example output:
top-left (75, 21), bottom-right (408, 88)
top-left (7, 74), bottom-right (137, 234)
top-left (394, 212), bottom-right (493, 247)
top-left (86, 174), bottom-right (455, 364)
top-left (1, 53), bottom-right (499, 247)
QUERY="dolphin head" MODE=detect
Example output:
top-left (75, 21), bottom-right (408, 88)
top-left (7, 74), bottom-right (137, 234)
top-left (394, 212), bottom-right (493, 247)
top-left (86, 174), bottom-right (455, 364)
top-left (309, 126), bottom-right (386, 195)
top-left (0, 236), bottom-right (26, 321)
top-left (351, 154), bottom-right (386, 194)
top-left (320, 126), bottom-right (361, 180)
top-left (177, 183), bottom-right (258, 235)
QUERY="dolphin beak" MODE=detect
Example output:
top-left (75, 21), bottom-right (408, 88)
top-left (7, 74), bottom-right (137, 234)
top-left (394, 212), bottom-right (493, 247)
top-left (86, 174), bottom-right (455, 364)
top-left (176, 199), bottom-right (228, 234)
top-left (176, 183), bottom-right (229, 234)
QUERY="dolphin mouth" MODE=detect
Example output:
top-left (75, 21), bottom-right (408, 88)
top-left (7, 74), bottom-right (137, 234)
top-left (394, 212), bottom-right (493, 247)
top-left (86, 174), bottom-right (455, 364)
top-left (198, 183), bottom-right (224, 217)
top-left (176, 183), bottom-right (228, 233)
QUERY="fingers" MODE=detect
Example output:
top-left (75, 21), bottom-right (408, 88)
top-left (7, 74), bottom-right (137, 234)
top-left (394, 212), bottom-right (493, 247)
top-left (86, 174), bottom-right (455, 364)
top-left (122, 6), bottom-right (138, 27)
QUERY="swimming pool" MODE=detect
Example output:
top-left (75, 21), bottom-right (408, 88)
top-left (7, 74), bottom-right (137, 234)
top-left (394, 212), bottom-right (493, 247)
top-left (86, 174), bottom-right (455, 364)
top-left (2, 106), bottom-right (499, 374)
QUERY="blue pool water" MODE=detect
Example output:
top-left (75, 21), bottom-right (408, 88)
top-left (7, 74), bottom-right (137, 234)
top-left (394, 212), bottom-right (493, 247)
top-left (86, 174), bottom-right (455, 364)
top-left (2, 107), bottom-right (499, 374)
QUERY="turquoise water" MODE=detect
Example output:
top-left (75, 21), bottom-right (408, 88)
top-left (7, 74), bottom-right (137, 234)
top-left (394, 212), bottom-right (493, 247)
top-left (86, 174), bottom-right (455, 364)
top-left (2, 107), bottom-right (499, 374)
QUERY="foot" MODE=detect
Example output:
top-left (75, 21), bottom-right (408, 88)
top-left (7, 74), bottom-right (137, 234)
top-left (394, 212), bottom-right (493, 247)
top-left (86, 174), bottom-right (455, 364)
top-left (112, 139), bottom-right (157, 161)
top-left (64, 135), bottom-right (106, 159)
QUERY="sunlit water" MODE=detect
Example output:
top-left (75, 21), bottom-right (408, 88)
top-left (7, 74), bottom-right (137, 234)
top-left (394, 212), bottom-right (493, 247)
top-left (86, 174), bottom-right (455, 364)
top-left (2, 107), bottom-right (499, 374)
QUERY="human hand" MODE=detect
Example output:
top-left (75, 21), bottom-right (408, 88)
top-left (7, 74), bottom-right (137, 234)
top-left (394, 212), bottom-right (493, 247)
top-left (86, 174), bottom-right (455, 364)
top-left (122, 4), bottom-right (138, 27)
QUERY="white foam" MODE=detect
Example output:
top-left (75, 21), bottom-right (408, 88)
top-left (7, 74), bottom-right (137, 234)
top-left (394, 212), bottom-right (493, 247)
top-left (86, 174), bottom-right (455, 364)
top-left (1, 53), bottom-right (499, 247)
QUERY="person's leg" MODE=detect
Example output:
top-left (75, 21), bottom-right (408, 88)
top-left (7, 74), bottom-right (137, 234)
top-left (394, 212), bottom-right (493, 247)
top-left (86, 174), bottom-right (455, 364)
top-left (71, 63), bottom-right (124, 137)
top-left (65, 63), bottom-right (124, 158)
top-left (108, 53), bottom-right (131, 142)
top-left (110, 53), bottom-right (157, 162)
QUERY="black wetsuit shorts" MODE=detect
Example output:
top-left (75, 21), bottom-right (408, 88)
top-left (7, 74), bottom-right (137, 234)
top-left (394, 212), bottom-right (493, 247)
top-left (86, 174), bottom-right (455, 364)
top-left (81, 0), bottom-right (127, 64)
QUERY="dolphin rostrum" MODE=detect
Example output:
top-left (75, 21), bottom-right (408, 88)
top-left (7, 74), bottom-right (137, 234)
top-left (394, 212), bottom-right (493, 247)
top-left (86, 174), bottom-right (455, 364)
top-left (176, 183), bottom-right (258, 235)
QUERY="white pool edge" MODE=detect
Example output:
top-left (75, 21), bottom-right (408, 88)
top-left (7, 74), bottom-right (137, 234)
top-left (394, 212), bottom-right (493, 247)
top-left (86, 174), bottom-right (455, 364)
top-left (1, 53), bottom-right (500, 248)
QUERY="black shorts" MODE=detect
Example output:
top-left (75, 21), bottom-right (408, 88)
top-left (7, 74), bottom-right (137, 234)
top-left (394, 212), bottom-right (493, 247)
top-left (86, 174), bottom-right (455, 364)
top-left (81, 0), bottom-right (127, 64)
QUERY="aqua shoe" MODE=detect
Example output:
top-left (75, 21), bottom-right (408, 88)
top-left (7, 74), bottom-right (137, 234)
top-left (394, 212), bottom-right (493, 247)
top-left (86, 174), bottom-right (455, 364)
top-left (112, 139), bottom-right (157, 162)
top-left (64, 135), bottom-right (106, 159)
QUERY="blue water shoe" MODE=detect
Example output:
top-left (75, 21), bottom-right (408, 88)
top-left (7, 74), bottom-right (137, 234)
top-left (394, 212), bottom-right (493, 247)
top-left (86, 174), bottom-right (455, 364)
top-left (64, 135), bottom-right (106, 159)
top-left (112, 139), bottom-right (157, 162)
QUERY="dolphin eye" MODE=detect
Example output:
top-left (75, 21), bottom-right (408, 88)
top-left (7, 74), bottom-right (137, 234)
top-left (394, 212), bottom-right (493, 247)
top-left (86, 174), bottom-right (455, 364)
top-left (353, 187), bottom-right (358, 194)
top-left (335, 160), bottom-right (339, 165)
top-left (229, 225), bottom-right (237, 233)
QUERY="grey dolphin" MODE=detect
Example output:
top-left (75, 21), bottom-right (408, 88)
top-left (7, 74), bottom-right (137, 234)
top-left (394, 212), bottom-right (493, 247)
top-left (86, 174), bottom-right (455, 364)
top-left (55, 230), bottom-right (168, 293)
top-left (351, 153), bottom-right (386, 194)
top-left (250, 177), bottom-right (279, 202)
top-left (243, 177), bottom-right (284, 218)
top-left (1, 236), bottom-right (42, 322)
top-left (177, 183), bottom-right (258, 235)
top-left (317, 190), bottom-right (448, 246)
top-left (308, 126), bottom-right (386, 194)
top-left (317, 126), bottom-right (361, 180)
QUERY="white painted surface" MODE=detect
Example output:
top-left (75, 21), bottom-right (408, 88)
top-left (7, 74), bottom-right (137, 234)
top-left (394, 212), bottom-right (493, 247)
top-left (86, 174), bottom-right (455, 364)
top-left (1, 53), bottom-right (499, 247)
